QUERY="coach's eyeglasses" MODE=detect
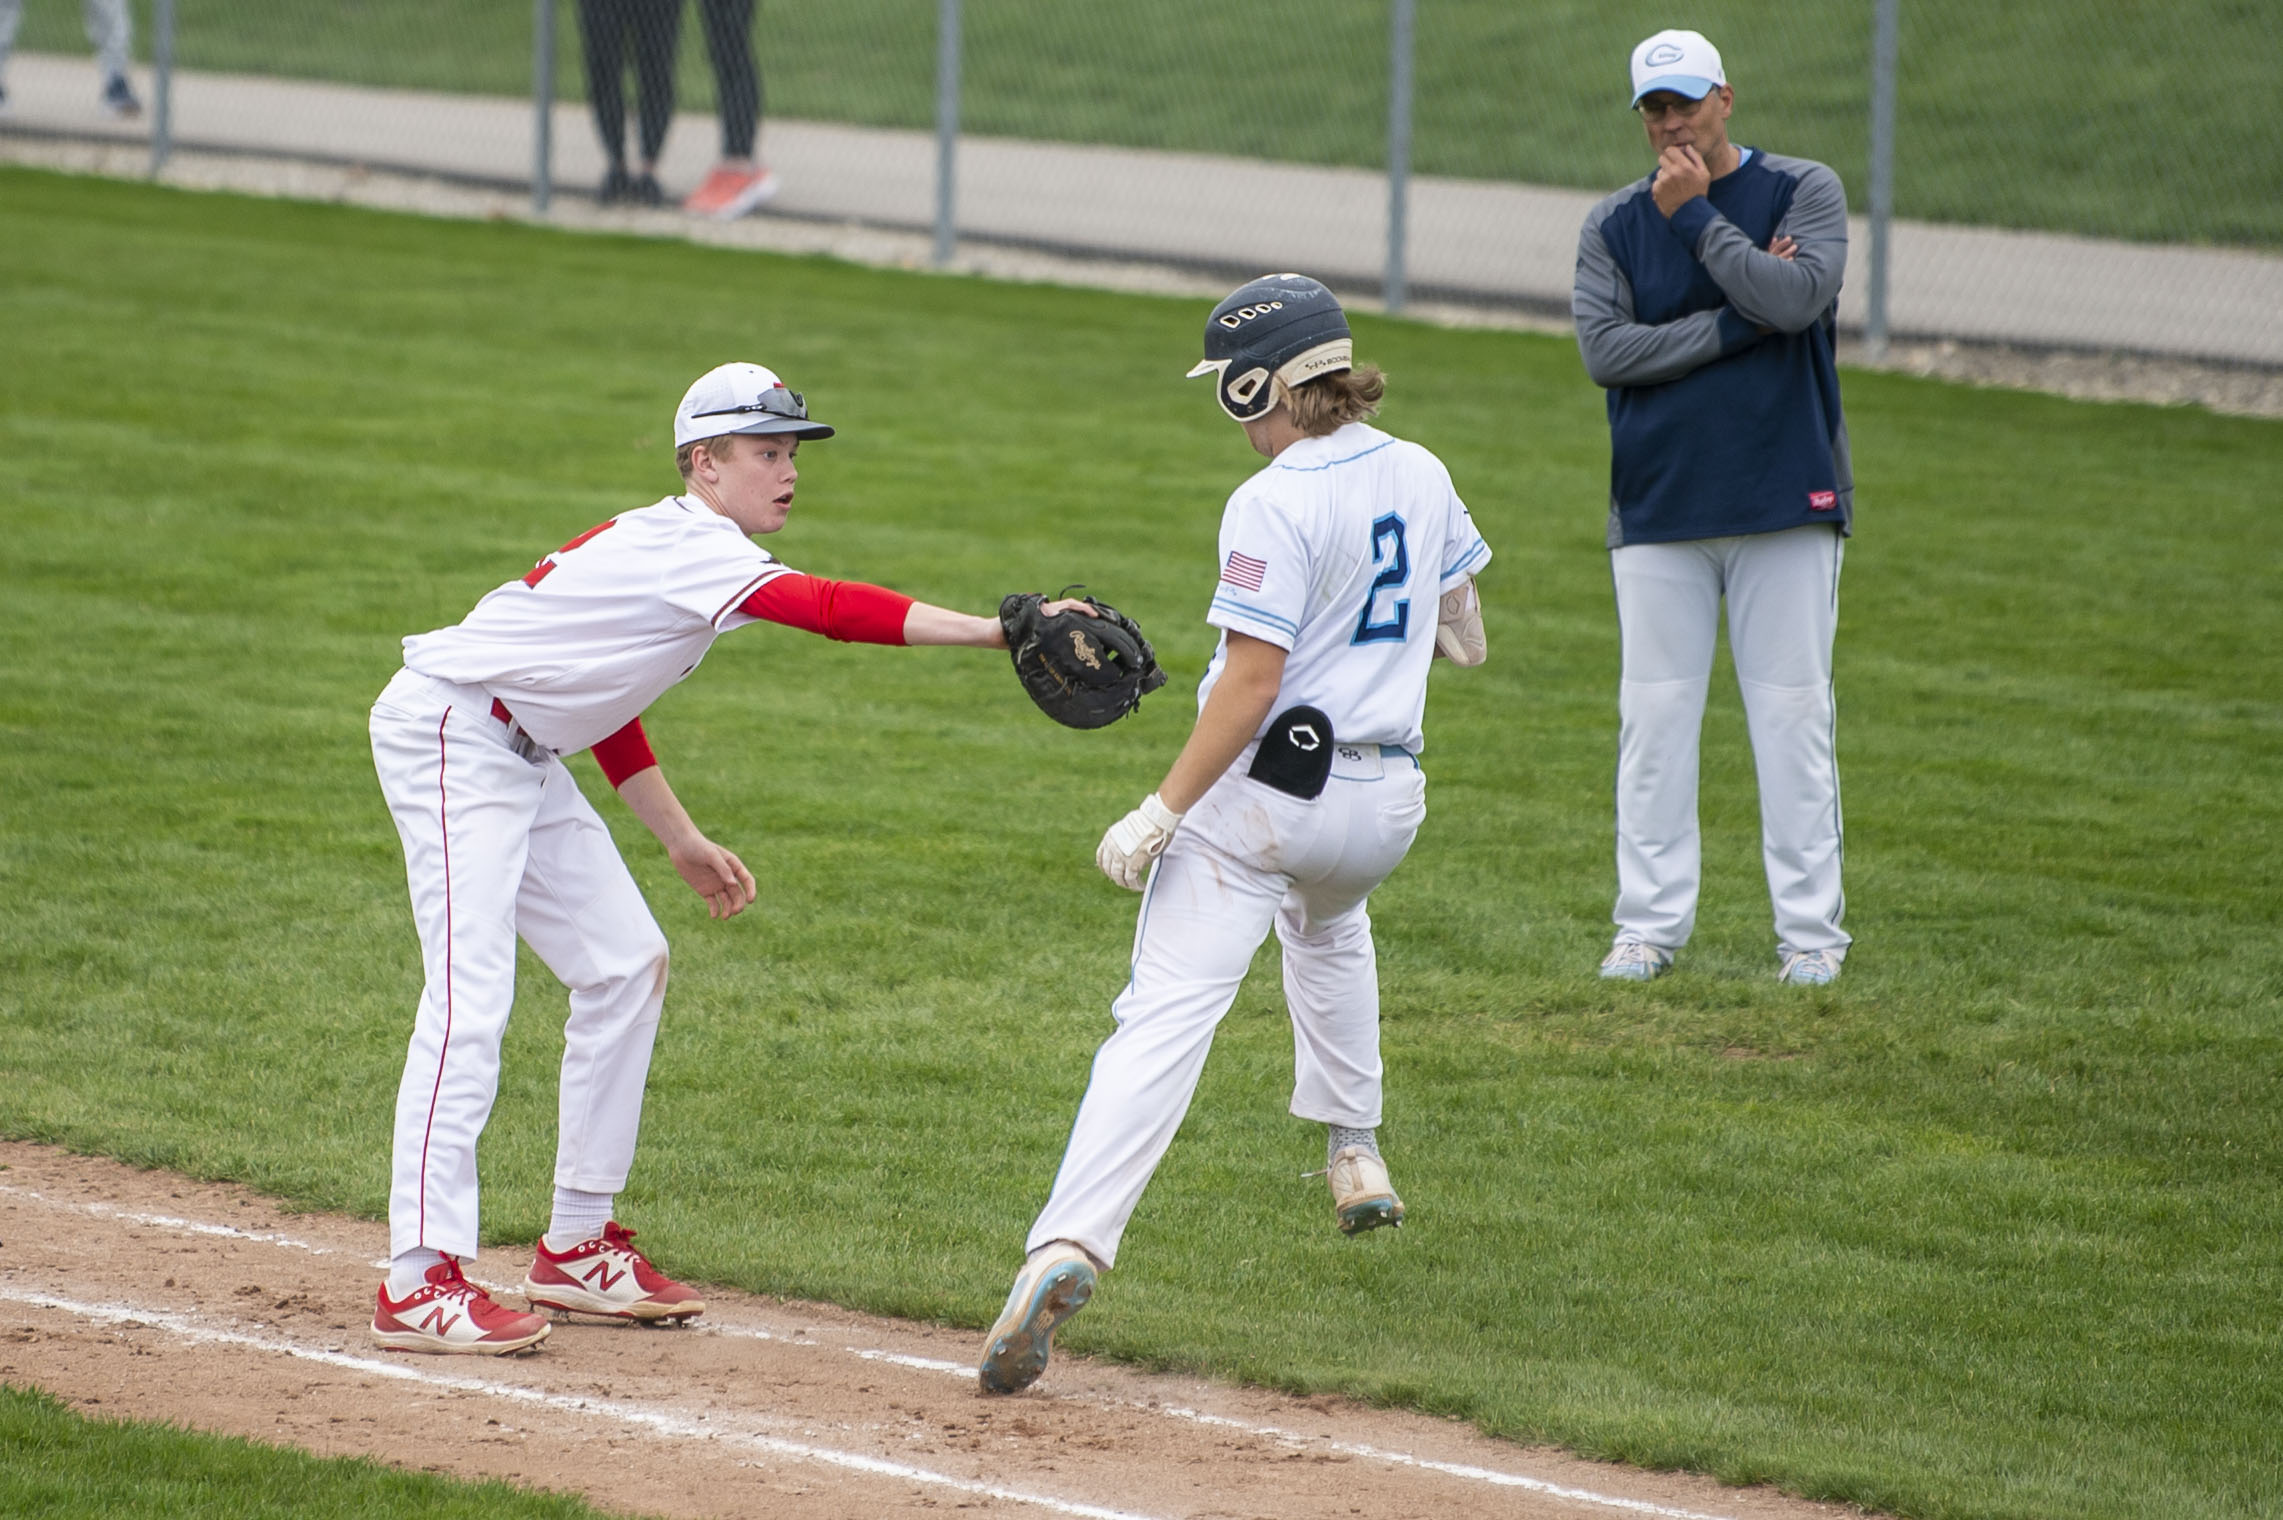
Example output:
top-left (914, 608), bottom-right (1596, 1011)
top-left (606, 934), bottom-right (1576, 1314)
top-left (1635, 93), bottom-right (1717, 121)
top-left (693, 385), bottom-right (810, 422)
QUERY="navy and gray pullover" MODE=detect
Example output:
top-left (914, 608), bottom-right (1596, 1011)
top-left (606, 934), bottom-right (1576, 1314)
top-left (1573, 149), bottom-right (1852, 548)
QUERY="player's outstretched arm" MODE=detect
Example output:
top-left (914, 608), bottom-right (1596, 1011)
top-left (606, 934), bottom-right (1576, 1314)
top-left (615, 766), bottom-right (757, 920)
top-left (739, 576), bottom-right (1094, 649)
top-left (902, 596), bottom-right (1097, 648)
top-left (1096, 632), bottom-right (1287, 889)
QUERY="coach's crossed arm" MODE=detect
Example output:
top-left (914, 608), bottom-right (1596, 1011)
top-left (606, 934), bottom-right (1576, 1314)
top-left (1572, 204), bottom-right (1759, 390)
top-left (1677, 160), bottom-right (1848, 334)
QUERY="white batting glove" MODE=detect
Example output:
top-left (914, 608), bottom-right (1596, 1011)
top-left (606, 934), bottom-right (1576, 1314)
top-left (1096, 793), bottom-right (1184, 891)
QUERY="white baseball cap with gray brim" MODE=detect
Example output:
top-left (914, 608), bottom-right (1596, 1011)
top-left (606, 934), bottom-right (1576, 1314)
top-left (1629, 28), bottom-right (1725, 106)
top-left (674, 361), bottom-right (836, 448)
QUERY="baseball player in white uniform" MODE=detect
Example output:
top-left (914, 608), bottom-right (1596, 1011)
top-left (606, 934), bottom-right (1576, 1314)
top-left (978, 276), bottom-right (1492, 1395)
top-left (369, 362), bottom-right (1089, 1354)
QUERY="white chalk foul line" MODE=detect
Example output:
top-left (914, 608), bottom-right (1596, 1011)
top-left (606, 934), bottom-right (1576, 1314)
top-left (1151, 1407), bottom-right (1743, 1520)
top-left (0, 1185), bottom-right (349, 1257)
top-left (3, 1286), bottom-right (1160, 1520)
top-left (2, 1189), bottom-right (1746, 1520)
top-left (852, 1346), bottom-right (971, 1374)
top-left (838, 1348), bottom-right (1745, 1520)
top-left (0, 1185), bottom-right (519, 1292)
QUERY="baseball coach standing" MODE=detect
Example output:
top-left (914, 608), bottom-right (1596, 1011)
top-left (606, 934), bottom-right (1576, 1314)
top-left (1572, 28), bottom-right (1853, 987)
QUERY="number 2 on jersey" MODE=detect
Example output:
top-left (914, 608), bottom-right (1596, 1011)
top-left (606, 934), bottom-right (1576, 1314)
top-left (1351, 513), bottom-right (1410, 644)
top-left (521, 518), bottom-right (619, 587)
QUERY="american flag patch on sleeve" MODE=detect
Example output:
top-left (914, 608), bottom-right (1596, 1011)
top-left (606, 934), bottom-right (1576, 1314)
top-left (1221, 551), bottom-right (1268, 592)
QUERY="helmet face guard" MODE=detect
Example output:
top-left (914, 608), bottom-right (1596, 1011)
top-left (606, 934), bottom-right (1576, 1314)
top-left (1186, 274), bottom-right (1353, 422)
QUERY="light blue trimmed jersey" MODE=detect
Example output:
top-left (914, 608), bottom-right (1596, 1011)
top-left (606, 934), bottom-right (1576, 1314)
top-left (1199, 422), bottom-right (1490, 756)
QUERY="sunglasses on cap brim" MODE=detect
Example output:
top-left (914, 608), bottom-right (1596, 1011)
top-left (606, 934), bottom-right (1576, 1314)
top-left (692, 385), bottom-right (813, 423)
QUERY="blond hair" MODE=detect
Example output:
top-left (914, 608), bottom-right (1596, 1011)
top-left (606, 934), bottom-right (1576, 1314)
top-left (676, 432), bottom-right (744, 479)
top-left (1281, 364), bottom-right (1385, 437)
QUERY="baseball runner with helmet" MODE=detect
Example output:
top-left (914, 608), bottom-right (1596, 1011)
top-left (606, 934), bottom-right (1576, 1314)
top-left (368, 362), bottom-right (1130, 1354)
top-left (1573, 29), bottom-right (1853, 988)
top-left (978, 275), bottom-right (1493, 1395)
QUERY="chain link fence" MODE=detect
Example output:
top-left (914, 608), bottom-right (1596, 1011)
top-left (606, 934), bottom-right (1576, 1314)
top-left (3, 0), bottom-right (2277, 363)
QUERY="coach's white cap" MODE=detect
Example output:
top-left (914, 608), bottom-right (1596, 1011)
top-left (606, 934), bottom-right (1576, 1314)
top-left (673, 361), bottom-right (836, 447)
top-left (1629, 29), bottom-right (1725, 106)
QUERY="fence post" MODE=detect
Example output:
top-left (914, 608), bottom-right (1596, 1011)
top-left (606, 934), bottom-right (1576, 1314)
top-left (1865, 0), bottom-right (1898, 360)
top-left (149, 0), bottom-right (174, 178)
top-left (532, 0), bottom-right (556, 215)
top-left (1384, 0), bottom-right (1415, 314)
top-left (934, 0), bottom-right (961, 266)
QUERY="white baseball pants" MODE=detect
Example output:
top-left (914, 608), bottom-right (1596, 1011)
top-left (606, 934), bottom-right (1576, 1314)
top-left (0, 0), bottom-right (134, 81)
top-left (1028, 746), bottom-right (1427, 1268)
top-left (369, 669), bottom-right (670, 1263)
top-left (1610, 523), bottom-right (1848, 958)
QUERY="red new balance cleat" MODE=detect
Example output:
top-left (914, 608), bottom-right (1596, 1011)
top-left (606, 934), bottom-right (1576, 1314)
top-left (522, 1221), bottom-right (705, 1323)
top-left (371, 1258), bottom-right (551, 1355)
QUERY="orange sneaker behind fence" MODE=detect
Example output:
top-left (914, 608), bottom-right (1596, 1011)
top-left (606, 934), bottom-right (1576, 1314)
top-left (682, 162), bottom-right (780, 219)
top-left (522, 1221), bottom-right (706, 1323)
top-left (372, 1258), bottom-right (551, 1355)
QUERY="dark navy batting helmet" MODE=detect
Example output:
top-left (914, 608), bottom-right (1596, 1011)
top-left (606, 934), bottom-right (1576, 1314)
top-left (1186, 273), bottom-right (1353, 422)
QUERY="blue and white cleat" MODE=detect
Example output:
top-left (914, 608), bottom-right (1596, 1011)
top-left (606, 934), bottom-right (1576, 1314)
top-left (979, 1241), bottom-right (1097, 1395)
top-left (1777, 949), bottom-right (1844, 986)
top-left (1328, 1147), bottom-right (1404, 1235)
top-left (1598, 939), bottom-right (1673, 982)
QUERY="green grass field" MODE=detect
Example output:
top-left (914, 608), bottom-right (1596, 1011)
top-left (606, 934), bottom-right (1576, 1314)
top-left (3, 167), bottom-right (2282, 1520)
top-left (0, 1384), bottom-right (623, 1518)
top-left (19, 0), bottom-right (2282, 246)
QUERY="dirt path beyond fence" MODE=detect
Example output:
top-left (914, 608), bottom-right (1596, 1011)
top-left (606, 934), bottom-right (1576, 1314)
top-left (7, 137), bottom-right (2281, 421)
top-left (0, 1141), bottom-right (1875, 1520)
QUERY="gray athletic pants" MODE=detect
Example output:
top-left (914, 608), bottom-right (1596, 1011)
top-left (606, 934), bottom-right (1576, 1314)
top-left (1610, 522), bottom-right (1850, 959)
top-left (0, 0), bottom-right (133, 83)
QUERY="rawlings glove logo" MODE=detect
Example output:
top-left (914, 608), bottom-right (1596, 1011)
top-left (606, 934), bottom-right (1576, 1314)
top-left (999, 592), bottom-right (1168, 730)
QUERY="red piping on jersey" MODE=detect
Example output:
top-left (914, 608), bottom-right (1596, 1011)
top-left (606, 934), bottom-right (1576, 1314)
top-left (740, 573), bottom-right (912, 644)
top-left (713, 570), bottom-right (781, 627)
top-left (417, 709), bottom-right (456, 1250)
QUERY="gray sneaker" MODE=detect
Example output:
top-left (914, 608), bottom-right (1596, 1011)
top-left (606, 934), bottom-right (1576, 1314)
top-left (1777, 949), bottom-right (1843, 986)
top-left (1598, 939), bottom-right (1672, 981)
top-left (101, 73), bottom-right (142, 118)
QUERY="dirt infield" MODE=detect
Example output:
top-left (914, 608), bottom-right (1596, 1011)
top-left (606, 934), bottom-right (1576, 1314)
top-left (0, 1141), bottom-right (1877, 1520)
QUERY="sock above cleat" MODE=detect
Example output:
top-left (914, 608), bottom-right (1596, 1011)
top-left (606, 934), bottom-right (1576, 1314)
top-left (387, 1247), bottom-right (445, 1296)
top-left (1327, 1124), bottom-right (1379, 1167)
top-left (545, 1186), bottom-right (614, 1252)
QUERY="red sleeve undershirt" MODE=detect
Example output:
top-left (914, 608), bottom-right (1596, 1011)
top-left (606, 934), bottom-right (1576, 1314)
top-left (590, 719), bottom-right (657, 788)
top-left (739, 573), bottom-right (914, 645)
top-left (588, 575), bottom-right (911, 790)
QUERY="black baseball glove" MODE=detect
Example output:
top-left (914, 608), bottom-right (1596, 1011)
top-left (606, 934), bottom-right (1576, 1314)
top-left (1000, 592), bottom-right (1169, 729)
